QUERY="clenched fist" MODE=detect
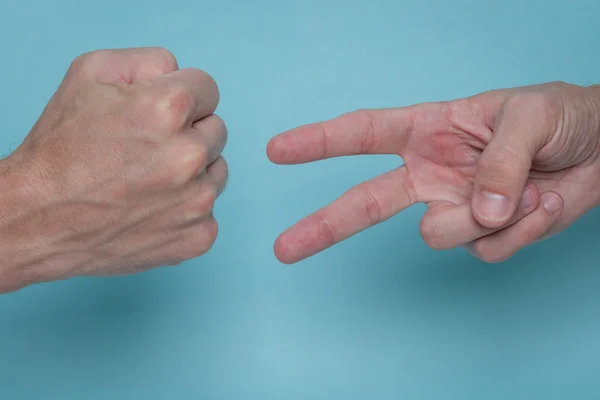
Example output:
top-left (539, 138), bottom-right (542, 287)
top-left (0, 48), bottom-right (227, 293)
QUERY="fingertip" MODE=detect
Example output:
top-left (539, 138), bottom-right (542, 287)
top-left (266, 136), bottom-right (282, 164)
top-left (469, 189), bottom-right (563, 264)
top-left (520, 182), bottom-right (540, 211)
top-left (541, 191), bottom-right (563, 215)
top-left (267, 131), bottom-right (298, 165)
top-left (273, 234), bottom-right (298, 264)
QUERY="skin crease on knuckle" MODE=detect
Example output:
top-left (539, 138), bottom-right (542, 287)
top-left (356, 186), bottom-right (383, 227)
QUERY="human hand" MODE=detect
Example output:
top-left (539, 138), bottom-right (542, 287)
top-left (268, 82), bottom-right (600, 264)
top-left (0, 48), bottom-right (227, 292)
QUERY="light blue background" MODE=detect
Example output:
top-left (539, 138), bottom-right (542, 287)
top-left (1, 0), bottom-right (600, 398)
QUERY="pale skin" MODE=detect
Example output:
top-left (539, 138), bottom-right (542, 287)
top-left (268, 82), bottom-right (600, 264)
top-left (2, 48), bottom-right (600, 294)
top-left (0, 48), bottom-right (228, 293)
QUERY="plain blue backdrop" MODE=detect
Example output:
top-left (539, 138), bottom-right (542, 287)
top-left (1, 0), bottom-right (600, 398)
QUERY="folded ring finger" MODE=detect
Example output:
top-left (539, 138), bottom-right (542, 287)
top-left (466, 191), bottom-right (564, 263)
top-left (421, 183), bottom-right (539, 250)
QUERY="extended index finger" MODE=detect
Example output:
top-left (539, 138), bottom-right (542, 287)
top-left (267, 108), bottom-right (415, 164)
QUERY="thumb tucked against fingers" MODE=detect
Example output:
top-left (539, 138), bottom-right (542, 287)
top-left (472, 94), bottom-right (554, 228)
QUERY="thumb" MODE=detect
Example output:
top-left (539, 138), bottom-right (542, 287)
top-left (472, 94), bottom-right (555, 228)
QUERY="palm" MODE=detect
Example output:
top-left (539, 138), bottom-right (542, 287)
top-left (268, 88), bottom-right (600, 263)
top-left (404, 100), bottom-right (599, 236)
top-left (400, 101), bottom-right (484, 209)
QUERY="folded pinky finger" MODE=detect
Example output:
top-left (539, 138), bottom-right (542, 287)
top-left (466, 191), bottom-right (564, 263)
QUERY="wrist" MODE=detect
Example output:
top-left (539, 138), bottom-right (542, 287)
top-left (0, 155), bottom-right (56, 293)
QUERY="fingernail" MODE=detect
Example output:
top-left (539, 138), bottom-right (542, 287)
top-left (476, 191), bottom-right (510, 221)
top-left (541, 192), bottom-right (562, 215)
top-left (519, 186), bottom-right (534, 210)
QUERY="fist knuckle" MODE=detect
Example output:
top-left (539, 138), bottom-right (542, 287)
top-left (166, 84), bottom-right (195, 111)
top-left (70, 50), bottom-right (111, 76)
top-left (186, 141), bottom-right (209, 167)
top-left (188, 184), bottom-right (217, 216)
top-left (152, 47), bottom-right (178, 72)
top-left (169, 141), bottom-right (208, 184)
top-left (154, 84), bottom-right (194, 128)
